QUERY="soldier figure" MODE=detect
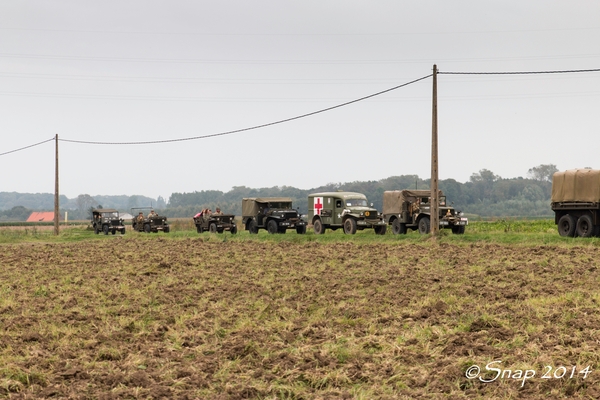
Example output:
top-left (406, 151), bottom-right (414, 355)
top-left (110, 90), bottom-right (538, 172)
top-left (148, 210), bottom-right (158, 218)
top-left (214, 207), bottom-right (223, 216)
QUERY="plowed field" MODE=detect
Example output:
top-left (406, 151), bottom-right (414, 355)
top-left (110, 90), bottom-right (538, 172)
top-left (1, 236), bottom-right (599, 399)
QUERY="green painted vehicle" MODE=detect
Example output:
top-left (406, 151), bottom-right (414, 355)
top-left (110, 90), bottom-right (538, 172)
top-left (307, 192), bottom-right (387, 235)
top-left (242, 197), bottom-right (307, 234)
top-left (382, 190), bottom-right (468, 235)
top-left (91, 208), bottom-right (126, 235)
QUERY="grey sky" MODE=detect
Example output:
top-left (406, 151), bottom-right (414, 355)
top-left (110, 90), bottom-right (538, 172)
top-left (1, 1), bottom-right (599, 200)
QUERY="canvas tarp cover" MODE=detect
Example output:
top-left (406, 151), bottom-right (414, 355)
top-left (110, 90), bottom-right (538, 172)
top-left (383, 190), bottom-right (443, 214)
top-left (242, 197), bottom-right (293, 216)
top-left (551, 169), bottom-right (600, 202)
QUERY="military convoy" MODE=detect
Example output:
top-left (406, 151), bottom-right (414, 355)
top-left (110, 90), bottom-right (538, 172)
top-left (193, 212), bottom-right (237, 234)
top-left (131, 207), bottom-right (170, 233)
top-left (91, 208), bottom-right (126, 235)
top-left (308, 192), bottom-right (387, 235)
top-left (242, 197), bottom-right (307, 234)
top-left (382, 190), bottom-right (468, 234)
top-left (551, 169), bottom-right (600, 237)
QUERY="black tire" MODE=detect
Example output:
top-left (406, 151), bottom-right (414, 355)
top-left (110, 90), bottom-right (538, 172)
top-left (313, 219), bottom-right (325, 235)
top-left (94, 225), bottom-right (99, 235)
top-left (121, 228), bottom-right (126, 234)
top-left (102, 225), bottom-right (109, 235)
top-left (248, 219), bottom-right (258, 234)
top-left (143, 223), bottom-right (151, 233)
top-left (209, 223), bottom-right (217, 234)
top-left (230, 226), bottom-right (238, 234)
top-left (343, 218), bottom-right (357, 235)
top-left (418, 216), bottom-right (430, 235)
top-left (576, 214), bottom-right (594, 238)
top-left (267, 219), bottom-right (278, 235)
top-left (164, 227), bottom-right (170, 233)
top-left (278, 227), bottom-right (286, 234)
top-left (374, 225), bottom-right (387, 235)
top-left (296, 225), bottom-right (306, 234)
top-left (197, 225), bottom-right (203, 233)
top-left (452, 225), bottom-right (465, 234)
top-left (391, 219), bottom-right (406, 235)
top-left (558, 214), bottom-right (577, 237)
top-left (111, 229), bottom-right (116, 235)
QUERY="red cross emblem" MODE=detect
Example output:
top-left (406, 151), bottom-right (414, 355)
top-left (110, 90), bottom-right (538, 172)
top-left (314, 197), bottom-right (323, 215)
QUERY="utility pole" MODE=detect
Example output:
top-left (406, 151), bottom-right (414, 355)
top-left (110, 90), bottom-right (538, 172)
top-left (430, 65), bottom-right (439, 237)
top-left (54, 134), bottom-right (59, 236)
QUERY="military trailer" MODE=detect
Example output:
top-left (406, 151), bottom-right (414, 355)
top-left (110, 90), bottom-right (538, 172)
top-left (131, 207), bottom-right (170, 233)
top-left (242, 197), bottom-right (306, 234)
top-left (551, 169), bottom-right (600, 237)
top-left (193, 213), bottom-right (237, 234)
top-left (382, 190), bottom-right (468, 235)
top-left (91, 208), bottom-right (126, 235)
top-left (308, 192), bottom-right (387, 235)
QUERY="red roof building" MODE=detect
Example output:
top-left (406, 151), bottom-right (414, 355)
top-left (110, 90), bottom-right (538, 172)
top-left (26, 212), bottom-right (61, 222)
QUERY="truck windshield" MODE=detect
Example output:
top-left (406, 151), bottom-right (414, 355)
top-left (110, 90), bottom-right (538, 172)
top-left (346, 199), bottom-right (368, 207)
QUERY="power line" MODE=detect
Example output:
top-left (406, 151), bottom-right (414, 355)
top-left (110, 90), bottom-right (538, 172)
top-left (439, 68), bottom-right (600, 75)
top-left (59, 74), bottom-right (432, 146)
top-left (0, 137), bottom-right (54, 157)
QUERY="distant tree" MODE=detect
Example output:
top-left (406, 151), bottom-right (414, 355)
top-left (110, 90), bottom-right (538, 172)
top-left (76, 194), bottom-right (95, 214)
top-left (470, 169), bottom-right (500, 184)
top-left (527, 164), bottom-right (558, 182)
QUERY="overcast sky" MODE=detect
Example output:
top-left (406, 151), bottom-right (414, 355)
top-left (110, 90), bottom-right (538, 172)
top-left (1, 1), bottom-right (599, 200)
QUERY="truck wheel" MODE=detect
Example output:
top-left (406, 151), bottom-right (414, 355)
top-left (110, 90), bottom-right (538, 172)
top-left (374, 225), bottom-right (387, 235)
top-left (144, 223), bottom-right (151, 233)
top-left (267, 220), bottom-right (278, 234)
top-left (164, 227), bottom-right (170, 233)
top-left (121, 228), bottom-right (126, 234)
top-left (197, 226), bottom-right (203, 233)
top-left (248, 220), bottom-right (258, 234)
top-left (102, 225), bottom-right (109, 235)
top-left (313, 219), bottom-right (325, 234)
top-left (209, 223), bottom-right (217, 233)
top-left (343, 218), bottom-right (357, 235)
top-left (418, 216), bottom-right (430, 234)
top-left (296, 225), bottom-right (306, 234)
top-left (452, 225), bottom-right (465, 234)
top-left (111, 229), bottom-right (116, 235)
top-left (576, 215), bottom-right (594, 238)
top-left (391, 219), bottom-right (407, 235)
top-left (230, 226), bottom-right (238, 234)
top-left (558, 214), bottom-right (576, 237)
top-left (94, 225), bottom-right (99, 234)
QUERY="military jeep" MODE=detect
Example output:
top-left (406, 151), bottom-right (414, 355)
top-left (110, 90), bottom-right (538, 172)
top-left (91, 208), bottom-right (126, 235)
top-left (131, 207), bottom-right (170, 233)
top-left (307, 192), bottom-right (387, 235)
top-left (193, 212), bottom-right (238, 234)
top-left (382, 190), bottom-right (468, 234)
top-left (242, 197), bottom-right (307, 234)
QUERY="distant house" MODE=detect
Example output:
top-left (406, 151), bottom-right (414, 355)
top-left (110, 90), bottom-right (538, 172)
top-left (26, 212), bottom-right (62, 222)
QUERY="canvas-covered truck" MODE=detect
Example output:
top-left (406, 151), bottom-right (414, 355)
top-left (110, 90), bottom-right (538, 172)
top-left (242, 197), bottom-right (307, 234)
top-left (382, 190), bottom-right (468, 235)
top-left (551, 169), bottom-right (600, 237)
top-left (91, 208), bottom-right (126, 235)
top-left (308, 192), bottom-right (387, 235)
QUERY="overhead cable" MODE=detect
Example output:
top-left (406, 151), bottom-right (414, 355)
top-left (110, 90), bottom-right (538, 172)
top-left (59, 74), bottom-right (432, 146)
top-left (0, 137), bottom-right (54, 157)
top-left (439, 68), bottom-right (600, 75)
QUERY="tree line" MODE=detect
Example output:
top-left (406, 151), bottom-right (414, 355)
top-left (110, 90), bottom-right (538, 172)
top-left (0, 165), bottom-right (558, 221)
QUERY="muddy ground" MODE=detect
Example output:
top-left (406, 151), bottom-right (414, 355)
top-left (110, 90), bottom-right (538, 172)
top-left (1, 237), bottom-right (599, 399)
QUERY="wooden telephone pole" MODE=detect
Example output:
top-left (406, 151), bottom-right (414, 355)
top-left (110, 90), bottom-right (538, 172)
top-left (430, 65), bottom-right (439, 236)
top-left (54, 134), bottom-right (59, 236)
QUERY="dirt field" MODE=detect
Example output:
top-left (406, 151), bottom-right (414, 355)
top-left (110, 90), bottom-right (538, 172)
top-left (1, 236), bottom-right (599, 399)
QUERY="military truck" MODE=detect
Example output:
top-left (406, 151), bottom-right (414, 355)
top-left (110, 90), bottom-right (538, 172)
top-left (382, 190), bottom-right (468, 234)
top-left (242, 197), bottom-right (306, 234)
top-left (551, 169), bottom-right (600, 237)
top-left (308, 192), bottom-right (387, 235)
top-left (91, 209), bottom-right (126, 235)
top-left (131, 207), bottom-right (170, 233)
top-left (193, 212), bottom-right (237, 234)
